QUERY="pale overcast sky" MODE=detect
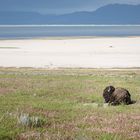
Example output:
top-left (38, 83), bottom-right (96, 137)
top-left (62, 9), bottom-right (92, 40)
top-left (0, 0), bottom-right (140, 14)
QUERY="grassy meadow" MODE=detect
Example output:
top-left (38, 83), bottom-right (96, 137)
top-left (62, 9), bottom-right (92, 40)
top-left (0, 68), bottom-right (140, 140)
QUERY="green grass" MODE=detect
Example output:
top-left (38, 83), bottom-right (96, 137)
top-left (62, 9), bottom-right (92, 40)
top-left (0, 68), bottom-right (140, 140)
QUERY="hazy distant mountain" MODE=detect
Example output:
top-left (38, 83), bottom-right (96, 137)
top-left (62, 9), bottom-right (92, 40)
top-left (0, 4), bottom-right (140, 24)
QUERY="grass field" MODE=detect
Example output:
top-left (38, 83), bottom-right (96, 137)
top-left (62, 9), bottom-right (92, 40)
top-left (0, 68), bottom-right (140, 140)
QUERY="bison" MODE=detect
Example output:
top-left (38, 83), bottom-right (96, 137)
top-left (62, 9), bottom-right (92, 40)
top-left (103, 86), bottom-right (132, 105)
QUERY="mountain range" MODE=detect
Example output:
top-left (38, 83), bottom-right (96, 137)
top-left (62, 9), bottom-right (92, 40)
top-left (0, 4), bottom-right (140, 24)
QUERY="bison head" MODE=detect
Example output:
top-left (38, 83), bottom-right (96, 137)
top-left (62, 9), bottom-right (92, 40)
top-left (103, 86), bottom-right (115, 103)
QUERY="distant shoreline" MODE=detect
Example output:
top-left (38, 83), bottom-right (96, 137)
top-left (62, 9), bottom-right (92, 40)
top-left (0, 36), bottom-right (140, 41)
top-left (0, 24), bottom-right (140, 27)
top-left (0, 25), bottom-right (140, 38)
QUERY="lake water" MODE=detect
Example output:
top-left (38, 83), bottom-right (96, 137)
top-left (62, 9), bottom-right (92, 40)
top-left (0, 25), bottom-right (140, 39)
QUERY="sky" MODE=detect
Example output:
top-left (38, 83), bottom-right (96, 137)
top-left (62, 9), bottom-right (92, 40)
top-left (0, 0), bottom-right (140, 14)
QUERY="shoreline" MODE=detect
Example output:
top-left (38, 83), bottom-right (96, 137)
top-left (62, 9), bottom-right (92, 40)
top-left (1, 24), bottom-right (140, 26)
top-left (0, 36), bottom-right (140, 68)
top-left (0, 66), bottom-right (140, 70)
top-left (0, 35), bottom-right (140, 41)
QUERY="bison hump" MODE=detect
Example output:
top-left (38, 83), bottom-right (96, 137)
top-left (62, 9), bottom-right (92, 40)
top-left (113, 87), bottom-right (130, 99)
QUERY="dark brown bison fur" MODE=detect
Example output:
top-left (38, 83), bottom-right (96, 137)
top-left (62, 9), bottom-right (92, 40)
top-left (103, 86), bottom-right (132, 105)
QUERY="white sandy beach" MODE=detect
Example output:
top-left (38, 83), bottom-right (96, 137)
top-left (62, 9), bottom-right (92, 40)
top-left (0, 37), bottom-right (140, 68)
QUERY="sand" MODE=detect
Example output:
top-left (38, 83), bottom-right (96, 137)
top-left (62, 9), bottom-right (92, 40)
top-left (0, 37), bottom-right (140, 68)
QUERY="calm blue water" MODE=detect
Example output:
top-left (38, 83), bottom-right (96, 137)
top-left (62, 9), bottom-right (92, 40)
top-left (0, 25), bottom-right (140, 39)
